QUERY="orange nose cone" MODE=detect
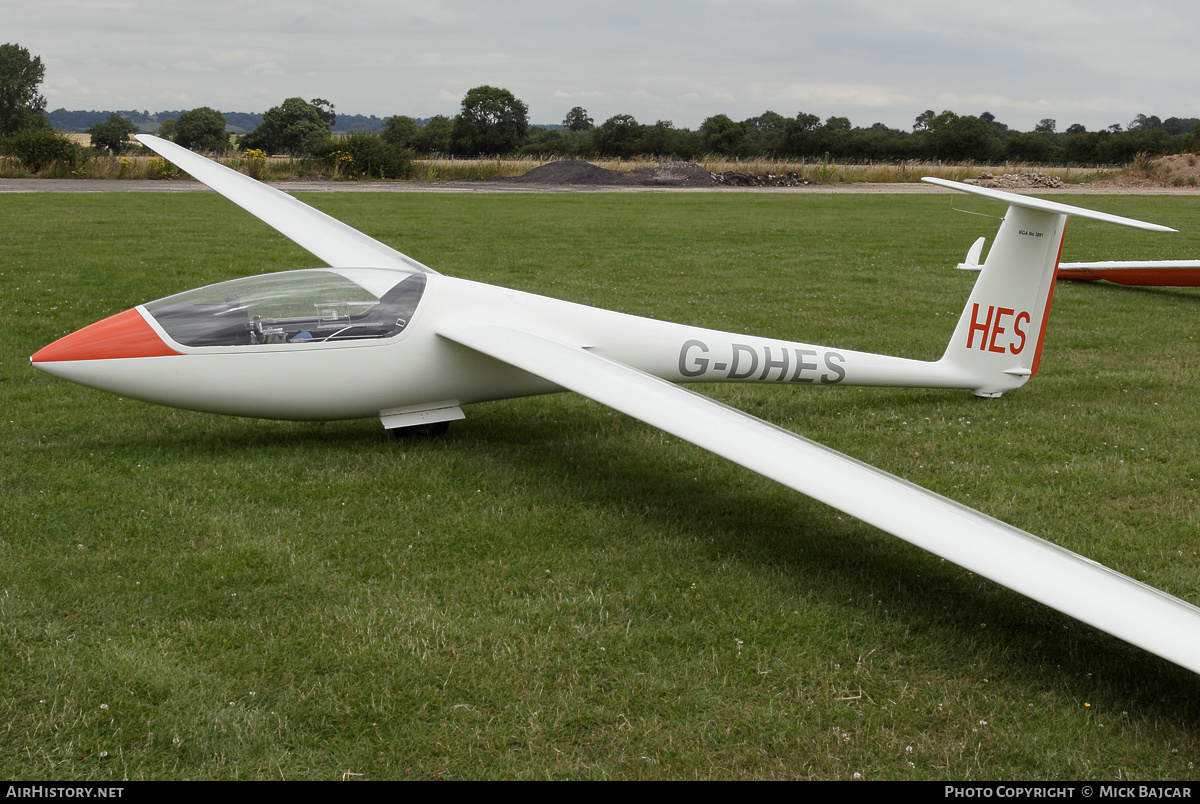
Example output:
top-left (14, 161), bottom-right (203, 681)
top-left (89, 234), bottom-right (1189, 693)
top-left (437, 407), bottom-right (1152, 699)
top-left (31, 308), bottom-right (182, 363)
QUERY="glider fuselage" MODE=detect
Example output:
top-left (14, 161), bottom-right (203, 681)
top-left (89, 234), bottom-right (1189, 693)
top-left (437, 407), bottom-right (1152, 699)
top-left (32, 269), bottom-right (978, 424)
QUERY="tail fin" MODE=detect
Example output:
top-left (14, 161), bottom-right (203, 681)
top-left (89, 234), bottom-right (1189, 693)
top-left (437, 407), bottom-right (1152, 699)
top-left (924, 178), bottom-right (1175, 397)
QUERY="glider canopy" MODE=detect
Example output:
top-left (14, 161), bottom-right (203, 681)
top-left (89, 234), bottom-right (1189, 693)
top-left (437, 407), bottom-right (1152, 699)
top-left (144, 268), bottom-right (427, 347)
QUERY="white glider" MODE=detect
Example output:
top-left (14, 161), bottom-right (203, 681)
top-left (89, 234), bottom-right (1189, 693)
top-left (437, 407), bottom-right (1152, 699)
top-left (30, 135), bottom-right (1200, 676)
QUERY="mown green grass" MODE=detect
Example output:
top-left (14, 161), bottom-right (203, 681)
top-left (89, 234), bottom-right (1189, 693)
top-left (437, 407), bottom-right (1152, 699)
top-left (3, 191), bottom-right (1200, 780)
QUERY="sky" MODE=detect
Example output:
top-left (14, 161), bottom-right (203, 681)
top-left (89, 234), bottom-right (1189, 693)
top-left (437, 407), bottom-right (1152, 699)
top-left (6, 0), bottom-right (1198, 133)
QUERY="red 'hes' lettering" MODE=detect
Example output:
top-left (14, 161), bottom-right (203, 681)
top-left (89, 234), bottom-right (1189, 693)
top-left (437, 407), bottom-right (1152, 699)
top-left (966, 304), bottom-right (1031, 355)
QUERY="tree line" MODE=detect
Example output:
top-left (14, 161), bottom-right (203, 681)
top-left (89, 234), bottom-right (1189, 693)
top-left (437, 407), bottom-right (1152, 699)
top-left (102, 92), bottom-right (1200, 170)
top-left (526, 108), bottom-right (1199, 166)
top-left (2, 41), bottom-right (1198, 177)
top-left (45, 108), bottom-right (392, 135)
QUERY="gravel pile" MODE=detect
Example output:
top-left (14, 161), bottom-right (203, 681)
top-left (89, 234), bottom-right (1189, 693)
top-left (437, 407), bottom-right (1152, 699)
top-left (505, 160), bottom-right (717, 186)
top-left (617, 161), bottom-right (717, 186)
top-left (966, 172), bottom-right (1065, 189)
top-left (505, 161), bottom-right (628, 185)
top-left (716, 171), bottom-right (813, 187)
top-left (506, 160), bottom-right (819, 188)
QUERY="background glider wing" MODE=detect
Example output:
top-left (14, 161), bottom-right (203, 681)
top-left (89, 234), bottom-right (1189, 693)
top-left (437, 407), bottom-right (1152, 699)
top-left (1055, 260), bottom-right (1200, 285)
top-left (135, 134), bottom-right (435, 274)
top-left (957, 235), bottom-right (1200, 285)
top-left (437, 317), bottom-right (1200, 675)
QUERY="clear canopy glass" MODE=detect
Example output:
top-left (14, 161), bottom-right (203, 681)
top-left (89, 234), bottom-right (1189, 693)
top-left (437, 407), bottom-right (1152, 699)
top-left (144, 268), bottom-right (427, 347)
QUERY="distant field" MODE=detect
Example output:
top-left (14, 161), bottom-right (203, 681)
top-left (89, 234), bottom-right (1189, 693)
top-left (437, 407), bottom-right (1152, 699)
top-left (404, 155), bottom-right (1114, 184)
top-left (3, 191), bottom-right (1200, 780)
top-left (1, 148), bottom-right (1116, 184)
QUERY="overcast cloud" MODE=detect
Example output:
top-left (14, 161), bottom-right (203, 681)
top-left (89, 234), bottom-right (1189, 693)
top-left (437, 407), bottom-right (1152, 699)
top-left (6, 0), bottom-right (1197, 132)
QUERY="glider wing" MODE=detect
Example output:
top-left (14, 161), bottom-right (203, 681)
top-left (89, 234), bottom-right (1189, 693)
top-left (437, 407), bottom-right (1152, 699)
top-left (437, 316), bottom-right (1200, 675)
top-left (135, 134), bottom-right (435, 274)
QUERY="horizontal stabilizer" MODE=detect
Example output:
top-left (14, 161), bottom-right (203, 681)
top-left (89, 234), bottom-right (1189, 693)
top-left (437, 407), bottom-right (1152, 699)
top-left (922, 178), bottom-right (1177, 232)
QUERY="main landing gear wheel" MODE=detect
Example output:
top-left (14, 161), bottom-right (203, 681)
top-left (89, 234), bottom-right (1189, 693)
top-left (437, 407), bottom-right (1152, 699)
top-left (390, 420), bottom-right (452, 439)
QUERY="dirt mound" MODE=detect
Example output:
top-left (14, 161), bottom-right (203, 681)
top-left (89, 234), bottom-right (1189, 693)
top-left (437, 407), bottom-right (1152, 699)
top-left (508, 160), bottom-right (719, 187)
top-left (1087, 153), bottom-right (1200, 189)
top-left (620, 161), bottom-right (718, 187)
top-left (971, 155), bottom-right (1200, 192)
top-left (508, 160), bottom-right (820, 188)
top-left (507, 160), bottom-right (628, 185)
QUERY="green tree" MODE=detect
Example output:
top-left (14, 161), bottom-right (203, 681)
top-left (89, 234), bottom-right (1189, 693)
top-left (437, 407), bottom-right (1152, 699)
top-left (417, 115), bottom-right (453, 154)
top-left (240, 98), bottom-right (333, 154)
top-left (913, 109), bottom-right (936, 132)
top-left (638, 120), bottom-right (695, 158)
top-left (1005, 131), bottom-right (1056, 163)
top-left (744, 110), bottom-right (788, 153)
top-left (979, 111), bottom-right (1009, 138)
top-left (700, 114), bottom-right (751, 156)
top-left (921, 111), bottom-right (1002, 161)
top-left (781, 112), bottom-right (821, 155)
top-left (157, 118), bottom-right (177, 140)
top-left (173, 107), bottom-right (230, 152)
top-left (310, 98), bottom-right (336, 128)
top-left (562, 106), bottom-right (593, 132)
top-left (383, 114), bottom-right (453, 155)
top-left (1129, 113), bottom-right (1162, 131)
top-left (1063, 130), bottom-right (1108, 164)
top-left (0, 43), bottom-right (49, 136)
top-left (1161, 117), bottom-right (1199, 136)
top-left (382, 115), bottom-right (421, 149)
top-left (593, 114), bottom-right (643, 157)
top-left (87, 113), bottom-right (138, 154)
top-left (815, 116), bottom-right (854, 157)
top-left (746, 110), bottom-right (788, 137)
top-left (450, 86), bottom-right (528, 154)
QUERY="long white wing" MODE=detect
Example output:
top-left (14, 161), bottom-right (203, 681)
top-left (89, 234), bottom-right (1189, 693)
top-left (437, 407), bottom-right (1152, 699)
top-left (437, 317), bottom-right (1200, 675)
top-left (135, 135), bottom-right (435, 274)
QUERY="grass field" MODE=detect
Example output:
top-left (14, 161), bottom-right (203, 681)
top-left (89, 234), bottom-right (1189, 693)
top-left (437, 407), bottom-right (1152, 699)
top-left (3, 190), bottom-right (1200, 780)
